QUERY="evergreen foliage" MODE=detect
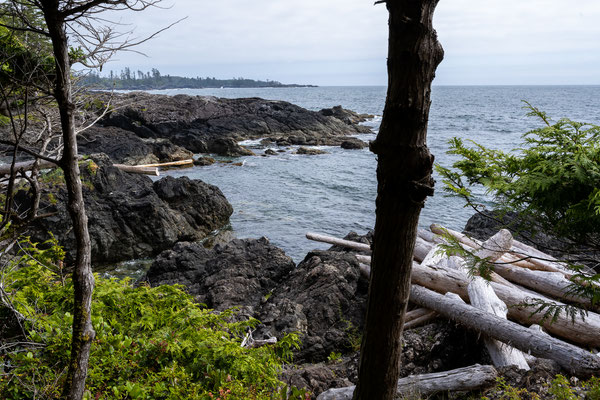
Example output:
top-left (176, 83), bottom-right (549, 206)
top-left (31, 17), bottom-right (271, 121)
top-left (0, 238), bottom-right (306, 399)
top-left (437, 103), bottom-right (600, 254)
top-left (78, 69), bottom-right (314, 90)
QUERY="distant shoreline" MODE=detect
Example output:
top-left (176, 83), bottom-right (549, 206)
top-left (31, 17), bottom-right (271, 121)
top-left (78, 70), bottom-right (318, 90)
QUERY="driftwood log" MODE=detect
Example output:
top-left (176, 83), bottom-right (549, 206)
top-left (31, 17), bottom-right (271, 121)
top-left (305, 232), bottom-right (371, 253)
top-left (447, 230), bottom-right (529, 370)
top-left (410, 260), bottom-right (600, 347)
top-left (410, 285), bottom-right (600, 377)
top-left (0, 158), bottom-right (160, 176)
top-left (316, 364), bottom-right (498, 400)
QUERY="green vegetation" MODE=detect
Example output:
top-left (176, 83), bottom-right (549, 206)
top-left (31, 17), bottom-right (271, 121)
top-left (437, 103), bottom-right (600, 250)
top-left (437, 104), bottom-right (600, 310)
top-left (78, 68), bottom-right (315, 90)
top-left (0, 238), bottom-right (307, 399)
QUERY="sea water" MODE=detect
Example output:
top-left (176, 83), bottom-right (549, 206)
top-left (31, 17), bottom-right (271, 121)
top-left (151, 85), bottom-right (600, 262)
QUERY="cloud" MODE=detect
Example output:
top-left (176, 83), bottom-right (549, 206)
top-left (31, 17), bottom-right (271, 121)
top-left (96, 0), bottom-right (600, 85)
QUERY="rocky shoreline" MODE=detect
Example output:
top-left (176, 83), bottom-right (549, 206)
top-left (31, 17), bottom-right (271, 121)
top-left (7, 92), bottom-right (590, 398)
top-left (79, 92), bottom-right (373, 163)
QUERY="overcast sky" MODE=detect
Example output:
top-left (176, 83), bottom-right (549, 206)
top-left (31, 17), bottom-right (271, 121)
top-left (98, 0), bottom-right (600, 86)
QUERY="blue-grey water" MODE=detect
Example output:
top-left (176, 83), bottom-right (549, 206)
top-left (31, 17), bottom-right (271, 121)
top-left (151, 86), bottom-right (600, 262)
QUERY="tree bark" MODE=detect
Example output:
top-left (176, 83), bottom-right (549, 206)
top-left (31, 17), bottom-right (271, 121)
top-left (353, 1), bottom-right (443, 399)
top-left (41, 5), bottom-right (96, 399)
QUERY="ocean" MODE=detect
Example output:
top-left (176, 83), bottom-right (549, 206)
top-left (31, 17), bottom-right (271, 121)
top-left (148, 85), bottom-right (600, 262)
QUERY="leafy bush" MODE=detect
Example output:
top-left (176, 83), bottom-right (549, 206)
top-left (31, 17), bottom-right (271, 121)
top-left (0, 239), bottom-right (304, 399)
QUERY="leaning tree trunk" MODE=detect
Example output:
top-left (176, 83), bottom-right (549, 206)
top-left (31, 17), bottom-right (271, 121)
top-left (42, 6), bottom-right (96, 400)
top-left (353, 1), bottom-right (443, 399)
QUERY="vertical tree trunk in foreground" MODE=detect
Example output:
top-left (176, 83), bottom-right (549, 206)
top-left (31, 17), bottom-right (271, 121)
top-left (42, 4), bottom-right (96, 399)
top-left (353, 1), bottom-right (443, 399)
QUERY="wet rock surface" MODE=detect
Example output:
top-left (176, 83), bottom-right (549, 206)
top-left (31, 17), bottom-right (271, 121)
top-left (19, 154), bottom-right (232, 264)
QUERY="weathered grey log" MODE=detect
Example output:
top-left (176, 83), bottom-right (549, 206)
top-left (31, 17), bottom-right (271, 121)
top-left (0, 159), bottom-right (57, 175)
top-left (455, 230), bottom-right (530, 370)
top-left (404, 307), bottom-right (432, 322)
top-left (316, 364), bottom-right (498, 400)
top-left (430, 224), bottom-right (572, 276)
top-left (404, 311), bottom-right (437, 330)
top-left (410, 285), bottom-right (600, 377)
top-left (306, 232), bottom-right (371, 253)
top-left (492, 262), bottom-right (595, 308)
top-left (411, 261), bottom-right (600, 347)
top-left (112, 164), bottom-right (160, 176)
top-left (136, 159), bottom-right (194, 168)
top-left (0, 158), bottom-right (160, 176)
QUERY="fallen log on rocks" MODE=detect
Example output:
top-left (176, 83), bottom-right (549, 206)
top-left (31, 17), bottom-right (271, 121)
top-left (410, 260), bottom-right (600, 348)
top-left (316, 364), bottom-right (498, 400)
top-left (430, 224), bottom-right (573, 276)
top-left (410, 285), bottom-right (600, 377)
top-left (404, 311), bottom-right (437, 330)
top-left (305, 232), bottom-right (371, 253)
top-left (0, 158), bottom-right (160, 176)
top-left (112, 164), bottom-right (160, 176)
top-left (135, 159), bottom-right (194, 168)
top-left (447, 230), bottom-right (529, 370)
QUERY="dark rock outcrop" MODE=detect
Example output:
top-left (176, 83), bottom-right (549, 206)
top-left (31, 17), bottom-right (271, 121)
top-left (206, 137), bottom-right (254, 157)
top-left (78, 125), bottom-right (157, 165)
top-left (19, 154), bottom-right (232, 264)
top-left (340, 138), bottom-right (366, 150)
top-left (295, 147), bottom-right (328, 155)
top-left (78, 125), bottom-right (193, 164)
top-left (97, 92), bottom-right (372, 156)
top-left (318, 105), bottom-right (372, 125)
top-left (145, 237), bottom-right (295, 313)
top-left (258, 250), bottom-right (368, 362)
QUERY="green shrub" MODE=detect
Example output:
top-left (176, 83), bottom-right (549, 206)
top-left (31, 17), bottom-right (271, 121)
top-left (0, 239), bottom-right (303, 399)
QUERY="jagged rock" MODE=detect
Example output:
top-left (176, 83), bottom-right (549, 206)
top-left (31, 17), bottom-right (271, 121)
top-left (149, 140), bottom-right (194, 162)
top-left (194, 157), bottom-right (216, 166)
top-left (340, 138), bottom-right (366, 150)
top-left (78, 126), bottom-right (193, 164)
top-left (145, 237), bottom-right (295, 313)
top-left (318, 105), bottom-right (372, 125)
top-left (206, 137), bottom-right (254, 157)
top-left (97, 92), bottom-right (372, 154)
top-left (296, 147), bottom-right (328, 155)
top-left (258, 250), bottom-right (368, 362)
top-left (264, 149), bottom-right (278, 156)
top-left (18, 154), bottom-right (232, 264)
top-left (78, 125), bottom-right (158, 165)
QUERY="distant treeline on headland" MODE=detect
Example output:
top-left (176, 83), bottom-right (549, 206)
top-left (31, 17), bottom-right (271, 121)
top-left (79, 68), bottom-right (316, 90)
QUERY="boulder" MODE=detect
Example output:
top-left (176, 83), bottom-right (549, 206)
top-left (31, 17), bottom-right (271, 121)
top-left (194, 157), bottom-right (216, 166)
top-left (340, 138), bottom-right (366, 150)
top-left (145, 237), bottom-right (295, 313)
top-left (18, 154), bottom-right (232, 264)
top-left (296, 147), bottom-right (328, 155)
top-left (318, 105), bottom-right (372, 125)
top-left (207, 137), bottom-right (254, 157)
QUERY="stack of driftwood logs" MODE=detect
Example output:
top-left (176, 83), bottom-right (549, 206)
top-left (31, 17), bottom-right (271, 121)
top-left (308, 225), bottom-right (600, 400)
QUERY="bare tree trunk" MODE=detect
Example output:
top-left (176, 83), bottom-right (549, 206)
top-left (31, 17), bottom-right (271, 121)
top-left (42, 5), bottom-right (96, 399)
top-left (353, 1), bottom-right (443, 399)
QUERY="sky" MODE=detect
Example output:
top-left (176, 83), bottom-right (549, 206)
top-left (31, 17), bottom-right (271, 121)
top-left (96, 0), bottom-right (600, 86)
